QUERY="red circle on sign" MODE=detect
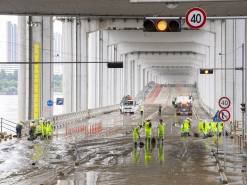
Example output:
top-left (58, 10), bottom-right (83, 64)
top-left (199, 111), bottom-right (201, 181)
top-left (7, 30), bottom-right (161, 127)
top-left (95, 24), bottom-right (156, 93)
top-left (218, 96), bottom-right (231, 109)
top-left (219, 109), bottom-right (231, 122)
top-left (185, 7), bottom-right (207, 29)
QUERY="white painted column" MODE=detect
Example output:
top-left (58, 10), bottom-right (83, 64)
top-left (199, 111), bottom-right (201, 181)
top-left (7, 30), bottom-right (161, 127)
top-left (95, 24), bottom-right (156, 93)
top-left (29, 16), bottom-right (54, 118)
top-left (245, 19), bottom-right (247, 130)
top-left (225, 20), bottom-right (234, 121)
top-left (41, 17), bottom-right (53, 118)
top-left (18, 16), bottom-right (27, 121)
top-left (76, 19), bottom-right (89, 111)
top-left (102, 30), bottom-right (109, 106)
top-left (88, 31), bottom-right (96, 108)
top-left (62, 18), bottom-right (76, 113)
top-left (143, 68), bottom-right (147, 86)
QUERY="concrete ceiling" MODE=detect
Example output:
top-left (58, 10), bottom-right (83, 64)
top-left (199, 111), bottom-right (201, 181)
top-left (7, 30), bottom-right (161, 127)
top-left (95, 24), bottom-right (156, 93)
top-left (0, 0), bottom-right (247, 17)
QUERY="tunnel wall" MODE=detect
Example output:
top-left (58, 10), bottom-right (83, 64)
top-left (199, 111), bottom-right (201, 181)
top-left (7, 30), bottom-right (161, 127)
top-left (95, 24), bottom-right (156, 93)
top-left (197, 19), bottom-right (246, 122)
top-left (16, 17), bottom-right (247, 122)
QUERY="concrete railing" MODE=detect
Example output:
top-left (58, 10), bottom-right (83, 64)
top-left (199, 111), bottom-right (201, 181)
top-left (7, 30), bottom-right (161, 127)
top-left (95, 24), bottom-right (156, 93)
top-left (48, 105), bottom-right (119, 130)
top-left (135, 81), bottom-right (156, 104)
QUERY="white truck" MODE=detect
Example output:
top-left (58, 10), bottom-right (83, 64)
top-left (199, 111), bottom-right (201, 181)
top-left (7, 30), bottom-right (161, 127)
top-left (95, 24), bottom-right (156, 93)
top-left (120, 95), bottom-right (138, 114)
top-left (172, 95), bottom-right (193, 116)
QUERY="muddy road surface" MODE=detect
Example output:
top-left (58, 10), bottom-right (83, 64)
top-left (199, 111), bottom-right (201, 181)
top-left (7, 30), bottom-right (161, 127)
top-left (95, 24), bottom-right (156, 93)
top-left (0, 86), bottom-right (244, 185)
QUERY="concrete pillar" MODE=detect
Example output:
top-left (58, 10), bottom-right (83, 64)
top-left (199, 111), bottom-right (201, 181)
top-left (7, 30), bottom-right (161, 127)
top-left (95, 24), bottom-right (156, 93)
top-left (88, 31), bottom-right (97, 108)
top-left (143, 68), bottom-right (146, 86)
top-left (98, 30), bottom-right (104, 107)
top-left (62, 18), bottom-right (76, 113)
top-left (27, 16), bottom-right (53, 119)
top-left (234, 19), bottom-right (245, 121)
top-left (18, 16), bottom-right (27, 121)
top-left (130, 60), bottom-right (134, 96)
top-left (102, 31), bottom-right (109, 106)
top-left (41, 17), bottom-right (53, 118)
top-left (137, 64), bottom-right (141, 92)
top-left (75, 19), bottom-right (89, 111)
top-left (225, 20), bottom-right (234, 121)
top-left (125, 57), bottom-right (131, 95)
top-left (245, 19), bottom-right (247, 130)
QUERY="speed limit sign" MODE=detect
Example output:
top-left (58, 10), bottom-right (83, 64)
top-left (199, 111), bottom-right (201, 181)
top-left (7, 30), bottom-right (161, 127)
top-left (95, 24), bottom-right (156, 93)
top-left (186, 7), bottom-right (207, 29)
top-left (218, 97), bottom-right (231, 109)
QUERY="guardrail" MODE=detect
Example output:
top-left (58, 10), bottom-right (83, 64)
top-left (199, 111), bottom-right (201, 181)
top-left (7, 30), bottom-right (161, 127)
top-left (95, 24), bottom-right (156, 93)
top-left (49, 105), bottom-right (119, 130)
top-left (135, 81), bottom-right (156, 104)
top-left (21, 83), bottom-right (157, 135)
top-left (0, 117), bottom-right (17, 134)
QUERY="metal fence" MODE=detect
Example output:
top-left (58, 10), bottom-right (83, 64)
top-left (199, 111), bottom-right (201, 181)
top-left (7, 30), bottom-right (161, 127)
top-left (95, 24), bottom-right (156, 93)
top-left (0, 117), bottom-right (17, 134)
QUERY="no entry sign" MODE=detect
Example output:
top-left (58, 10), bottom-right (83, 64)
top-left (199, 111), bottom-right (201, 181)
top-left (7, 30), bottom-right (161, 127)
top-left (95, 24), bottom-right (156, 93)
top-left (185, 7), bottom-right (207, 29)
top-left (219, 109), bottom-right (231, 122)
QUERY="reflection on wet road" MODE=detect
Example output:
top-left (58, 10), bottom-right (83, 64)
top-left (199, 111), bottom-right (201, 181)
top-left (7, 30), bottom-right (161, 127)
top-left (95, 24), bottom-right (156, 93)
top-left (0, 86), bottom-right (244, 185)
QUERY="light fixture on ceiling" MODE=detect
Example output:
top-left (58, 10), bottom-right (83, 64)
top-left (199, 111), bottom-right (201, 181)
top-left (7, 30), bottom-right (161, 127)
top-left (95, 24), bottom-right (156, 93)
top-left (166, 2), bottom-right (178, 9)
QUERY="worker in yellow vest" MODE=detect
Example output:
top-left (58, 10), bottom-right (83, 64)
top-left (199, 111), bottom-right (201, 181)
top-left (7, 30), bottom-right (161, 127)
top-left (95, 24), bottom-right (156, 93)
top-left (46, 120), bottom-right (53, 139)
top-left (202, 120), bottom-right (210, 138)
top-left (144, 119), bottom-right (152, 145)
top-left (197, 119), bottom-right (204, 136)
top-left (132, 126), bottom-right (140, 145)
top-left (157, 119), bottom-right (166, 143)
top-left (181, 118), bottom-right (190, 137)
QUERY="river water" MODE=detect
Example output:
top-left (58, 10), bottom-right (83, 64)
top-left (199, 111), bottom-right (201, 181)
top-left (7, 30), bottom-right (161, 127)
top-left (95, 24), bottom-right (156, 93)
top-left (0, 94), bottom-right (64, 123)
top-left (0, 95), bottom-right (18, 122)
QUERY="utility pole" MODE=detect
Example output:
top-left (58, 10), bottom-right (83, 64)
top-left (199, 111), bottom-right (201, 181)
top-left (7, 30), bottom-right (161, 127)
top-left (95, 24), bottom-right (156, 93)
top-left (28, 16), bottom-right (33, 120)
top-left (242, 43), bottom-right (245, 144)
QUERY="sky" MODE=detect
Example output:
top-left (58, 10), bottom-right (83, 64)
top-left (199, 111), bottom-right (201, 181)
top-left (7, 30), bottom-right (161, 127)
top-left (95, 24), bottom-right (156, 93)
top-left (0, 16), bottom-right (62, 62)
top-left (0, 16), bottom-right (17, 62)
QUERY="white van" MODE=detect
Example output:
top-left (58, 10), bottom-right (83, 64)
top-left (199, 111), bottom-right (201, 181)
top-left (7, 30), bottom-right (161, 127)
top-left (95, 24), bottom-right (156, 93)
top-left (120, 99), bottom-right (138, 114)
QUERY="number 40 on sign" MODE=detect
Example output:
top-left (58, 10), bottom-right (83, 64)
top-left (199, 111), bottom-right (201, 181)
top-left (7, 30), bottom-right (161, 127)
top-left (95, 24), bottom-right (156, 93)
top-left (185, 7), bottom-right (207, 29)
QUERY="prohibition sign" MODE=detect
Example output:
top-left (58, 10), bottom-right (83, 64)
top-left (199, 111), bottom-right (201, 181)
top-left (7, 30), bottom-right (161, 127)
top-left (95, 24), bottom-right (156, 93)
top-left (218, 96), bottom-right (231, 109)
top-left (185, 7), bottom-right (207, 29)
top-left (219, 109), bottom-right (231, 122)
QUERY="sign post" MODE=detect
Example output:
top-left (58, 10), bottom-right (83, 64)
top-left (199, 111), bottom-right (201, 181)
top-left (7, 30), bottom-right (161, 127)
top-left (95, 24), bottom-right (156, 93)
top-left (218, 96), bottom-right (231, 167)
top-left (185, 7), bottom-right (207, 29)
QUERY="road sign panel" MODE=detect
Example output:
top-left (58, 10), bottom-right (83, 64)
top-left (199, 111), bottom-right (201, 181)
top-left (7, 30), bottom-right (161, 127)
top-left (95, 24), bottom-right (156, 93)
top-left (56, 98), bottom-right (64, 105)
top-left (219, 109), bottom-right (231, 122)
top-left (218, 96), bottom-right (231, 109)
top-left (213, 111), bottom-right (221, 122)
top-left (185, 7), bottom-right (207, 29)
top-left (47, 99), bottom-right (53, 107)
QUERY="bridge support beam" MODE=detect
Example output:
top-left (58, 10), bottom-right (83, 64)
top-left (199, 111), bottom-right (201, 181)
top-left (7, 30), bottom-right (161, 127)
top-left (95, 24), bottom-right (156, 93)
top-left (17, 16), bottom-right (27, 121)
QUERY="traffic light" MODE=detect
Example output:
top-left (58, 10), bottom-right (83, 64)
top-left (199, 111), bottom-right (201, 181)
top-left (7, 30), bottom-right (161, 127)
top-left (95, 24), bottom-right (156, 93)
top-left (143, 18), bottom-right (181, 32)
top-left (200, 68), bottom-right (214, 74)
top-left (241, 103), bottom-right (246, 112)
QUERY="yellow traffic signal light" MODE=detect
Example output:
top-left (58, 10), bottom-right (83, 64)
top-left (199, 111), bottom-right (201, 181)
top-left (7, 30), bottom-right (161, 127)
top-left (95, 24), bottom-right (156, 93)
top-left (200, 68), bottom-right (213, 74)
top-left (143, 18), bottom-right (181, 32)
top-left (156, 20), bottom-right (168, 31)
